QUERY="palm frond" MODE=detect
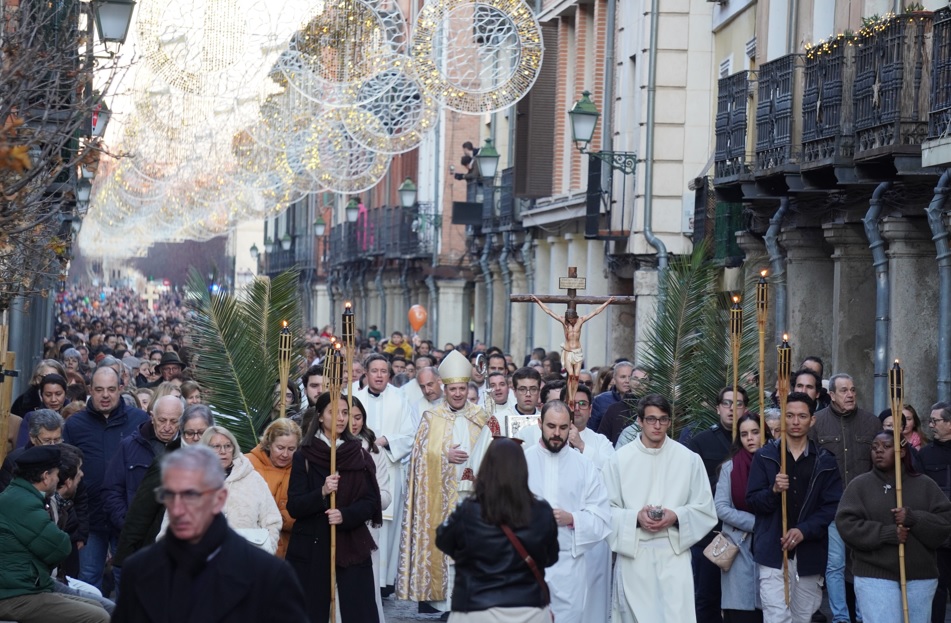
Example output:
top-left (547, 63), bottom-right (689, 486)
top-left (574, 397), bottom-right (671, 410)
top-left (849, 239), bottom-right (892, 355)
top-left (185, 269), bottom-right (304, 451)
top-left (640, 242), bottom-right (727, 437)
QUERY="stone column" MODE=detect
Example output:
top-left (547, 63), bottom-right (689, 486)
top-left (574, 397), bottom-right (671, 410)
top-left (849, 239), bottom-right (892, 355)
top-left (883, 217), bottom-right (940, 409)
top-left (312, 283), bottom-right (330, 329)
top-left (780, 227), bottom-right (834, 369)
top-left (436, 279), bottom-right (469, 345)
top-left (633, 268), bottom-right (658, 362)
top-left (509, 257), bottom-right (529, 362)
top-left (822, 223), bottom-right (876, 403)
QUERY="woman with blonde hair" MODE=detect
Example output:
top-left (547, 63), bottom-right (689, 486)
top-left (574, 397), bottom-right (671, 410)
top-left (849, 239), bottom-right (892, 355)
top-left (180, 380), bottom-right (202, 406)
top-left (246, 418), bottom-right (303, 558)
top-left (148, 382), bottom-right (181, 414)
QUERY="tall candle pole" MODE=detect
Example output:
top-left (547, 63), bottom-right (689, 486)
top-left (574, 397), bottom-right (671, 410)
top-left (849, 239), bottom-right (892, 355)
top-left (777, 334), bottom-right (791, 605)
top-left (757, 269), bottom-right (769, 444)
top-left (278, 320), bottom-right (292, 419)
top-left (889, 360), bottom-right (909, 623)
top-left (730, 294), bottom-right (743, 440)
top-left (342, 302), bottom-right (355, 430)
top-left (328, 341), bottom-right (343, 623)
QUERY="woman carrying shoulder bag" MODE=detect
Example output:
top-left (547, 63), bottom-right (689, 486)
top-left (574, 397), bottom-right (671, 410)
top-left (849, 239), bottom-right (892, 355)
top-left (436, 438), bottom-right (559, 622)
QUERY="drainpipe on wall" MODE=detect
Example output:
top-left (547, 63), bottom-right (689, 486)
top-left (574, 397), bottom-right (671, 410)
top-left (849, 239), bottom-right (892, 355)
top-left (480, 235), bottom-right (495, 345)
top-left (927, 170), bottom-right (951, 403)
top-left (327, 271), bottom-right (336, 321)
top-left (764, 197), bottom-right (789, 343)
top-left (601, 0), bottom-right (616, 194)
top-left (400, 259), bottom-right (411, 334)
top-left (425, 274), bottom-right (439, 346)
top-left (643, 0), bottom-right (669, 315)
top-left (863, 181), bottom-right (892, 416)
top-left (522, 236), bottom-right (535, 357)
top-left (357, 263), bottom-right (369, 333)
top-left (375, 264), bottom-right (386, 334)
top-left (499, 232), bottom-right (513, 352)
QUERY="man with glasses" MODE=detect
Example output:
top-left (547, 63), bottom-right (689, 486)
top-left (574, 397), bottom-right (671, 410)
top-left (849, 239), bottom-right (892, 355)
top-left (113, 404), bottom-right (214, 571)
top-left (603, 393), bottom-right (717, 623)
top-left (749, 392), bottom-right (843, 623)
top-left (809, 373), bottom-right (880, 623)
top-left (686, 386), bottom-right (749, 623)
top-left (112, 446), bottom-right (307, 621)
top-left (508, 367), bottom-right (543, 442)
top-left (919, 402), bottom-right (951, 623)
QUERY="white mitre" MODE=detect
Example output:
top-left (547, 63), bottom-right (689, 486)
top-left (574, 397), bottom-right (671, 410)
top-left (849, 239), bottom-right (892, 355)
top-left (438, 350), bottom-right (472, 385)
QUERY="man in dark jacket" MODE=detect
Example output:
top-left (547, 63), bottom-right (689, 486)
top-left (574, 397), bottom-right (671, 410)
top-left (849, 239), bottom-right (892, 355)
top-left (63, 367), bottom-right (149, 589)
top-left (920, 402), bottom-right (951, 623)
top-left (0, 445), bottom-right (109, 622)
top-left (748, 392), bottom-right (843, 623)
top-left (102, 395), bottom-right (183, 533)
top-left (687, 386), bottom-right (748, 623)
top-left (113, 445), bottom-right (309, 622)
top-left (808, 373), bottom-right (880, 623)
top-left (589, 362), bottom-right (643, 433)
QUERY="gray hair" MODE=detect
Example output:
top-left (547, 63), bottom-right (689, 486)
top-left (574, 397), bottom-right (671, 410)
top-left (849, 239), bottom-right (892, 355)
top-left (933, 402), bottom-right (951, 422)
top-left (828, 373), bottom-right (853, 393)
top-left (29, 409), bottom-right (64, 437)
top-left (763, 408), bottom-right (781, 423)
top-left (62, 348), bottom-right (81, 361)
top-left (98, 355), bottom-right (122, 369)
top-left (200, 426), bottom-right (239, 460)
top-left (614, 361), bottom-right (635, 373)
top-left (181, 404), bottom-right (215, 430)
top-left (161, 445), bottom-right (225, 490)
top-left (153, 394), bottom-right (185, 417)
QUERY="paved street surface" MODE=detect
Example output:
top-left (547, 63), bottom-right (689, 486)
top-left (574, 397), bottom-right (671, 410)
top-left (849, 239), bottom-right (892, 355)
top-left (382, 598), bottom-right (445, 622)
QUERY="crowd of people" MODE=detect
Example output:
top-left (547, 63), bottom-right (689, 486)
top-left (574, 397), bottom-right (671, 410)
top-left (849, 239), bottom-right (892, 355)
top-left (1, 285), bottom-right (951, 623)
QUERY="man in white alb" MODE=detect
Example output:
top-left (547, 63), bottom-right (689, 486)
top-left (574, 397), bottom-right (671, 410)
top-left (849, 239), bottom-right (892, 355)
top-left (602, 393), bottom-right (717, 623)
top-left (355, 353), bottom-right (418, 591)
top-left (524, 400), bottom-right (611, 623)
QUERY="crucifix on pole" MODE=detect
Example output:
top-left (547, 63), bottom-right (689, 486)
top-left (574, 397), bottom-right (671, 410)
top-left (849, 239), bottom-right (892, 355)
top-left (511, 267), bottom-right (636, 408)
top-left (141, 282), bottom-right (160, 311)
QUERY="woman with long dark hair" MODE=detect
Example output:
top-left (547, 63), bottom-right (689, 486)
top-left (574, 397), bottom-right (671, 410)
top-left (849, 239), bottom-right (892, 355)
top-left (715, 412), bottom-right (764, 622)
top-left (436, 438), bottom-right (559, 622)
top-left (836, 431), bottom-right (951, 623)
top-left (286, 392), bottom-right (382, 623)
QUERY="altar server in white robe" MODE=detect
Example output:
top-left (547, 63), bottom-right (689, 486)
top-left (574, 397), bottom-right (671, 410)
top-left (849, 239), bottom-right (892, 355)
top-left (525, 400), bottom-right (612, 623)
top-left (602, 393), bottom-right (717, 623)
top-left (356, 352), bottom-right (418, 588)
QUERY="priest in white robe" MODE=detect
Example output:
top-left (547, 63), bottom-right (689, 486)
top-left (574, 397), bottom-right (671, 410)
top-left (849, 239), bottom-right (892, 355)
top-left (603, 393), bottom-right (717, 623)
top-left (355, 353), bottom-right (418, 588)
top-left (525, 400), bottom-right (612, 623)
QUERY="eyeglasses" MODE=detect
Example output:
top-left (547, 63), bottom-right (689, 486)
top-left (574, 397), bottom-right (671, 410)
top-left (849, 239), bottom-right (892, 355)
top-left (642, 416), bottom-right (672, 426)
top-left (515, 386), bottom-right (539, 395)
top-left (209, 443), bottom-right (234, 454)
top-left (182, 429), bottom-right (206, 439)
top-left (578, 380), bottom-right (593, 387)
top-left (574, 401), bottom-right (591, 408)
top-left (930, 418), bottom-right (950, 425)
top-left (154, 487), bottom-right (218, 507)
top-left (720, 400), bottom-right (745, 408)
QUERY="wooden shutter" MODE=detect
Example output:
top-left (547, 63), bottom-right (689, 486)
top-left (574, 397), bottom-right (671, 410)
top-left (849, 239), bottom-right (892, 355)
top-left (514, 22), bottom-right (558, 198)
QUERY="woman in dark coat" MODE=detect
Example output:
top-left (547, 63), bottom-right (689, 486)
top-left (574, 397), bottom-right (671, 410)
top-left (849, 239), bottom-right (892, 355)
top-left (286, 392), bottom-right (382, 623)
top-left (436, 438), bottom-right (559, 622)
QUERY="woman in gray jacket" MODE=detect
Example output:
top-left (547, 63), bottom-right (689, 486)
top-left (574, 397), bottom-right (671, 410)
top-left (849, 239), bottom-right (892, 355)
top-left (715, 413), bottom-right (764, 622)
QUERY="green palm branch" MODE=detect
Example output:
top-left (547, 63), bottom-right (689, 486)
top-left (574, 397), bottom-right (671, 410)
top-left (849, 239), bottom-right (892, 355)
top-left (638, 244), bottom-right (767, 438)
top-left (184, 268), bottom-right (304, 451)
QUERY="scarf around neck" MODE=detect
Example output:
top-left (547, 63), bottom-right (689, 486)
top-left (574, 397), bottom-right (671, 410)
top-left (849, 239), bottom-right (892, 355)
top-left (731, 448), bottom-right (755, 512)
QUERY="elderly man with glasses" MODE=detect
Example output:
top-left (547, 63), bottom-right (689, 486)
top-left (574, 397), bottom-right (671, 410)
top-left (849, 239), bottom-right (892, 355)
top-left (918, 402), bottom-right (951, 623)
top-left (112, 446), bottom-right (308, 622)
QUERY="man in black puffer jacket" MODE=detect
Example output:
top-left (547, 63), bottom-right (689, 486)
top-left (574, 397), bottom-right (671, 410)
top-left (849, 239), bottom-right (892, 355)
top-left (919, 402), bottom-right (951, 623)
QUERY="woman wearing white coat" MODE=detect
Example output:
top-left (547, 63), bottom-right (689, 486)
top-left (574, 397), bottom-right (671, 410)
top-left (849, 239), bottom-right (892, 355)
top-left (159, 426), bottom-right (282, 554)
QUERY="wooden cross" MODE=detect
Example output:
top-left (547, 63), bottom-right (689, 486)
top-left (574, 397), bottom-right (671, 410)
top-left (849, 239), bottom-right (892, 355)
top-left (511, 266), bottom-right (636, 410)
top-left (141, 283), bottom-right (160, 310)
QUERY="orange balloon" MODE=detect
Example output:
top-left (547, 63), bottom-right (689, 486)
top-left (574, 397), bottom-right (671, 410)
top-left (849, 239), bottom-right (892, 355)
top-left (408, 305), bottom-right (427, 333)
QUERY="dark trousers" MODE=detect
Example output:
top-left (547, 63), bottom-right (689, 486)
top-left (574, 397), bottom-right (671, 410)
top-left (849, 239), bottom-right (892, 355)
top-left (932, 548), bottom-right (951, 623)
top-left (723, 609), bottom-right (763, 623)
top-left (692, 533), bottom-right (724, 623)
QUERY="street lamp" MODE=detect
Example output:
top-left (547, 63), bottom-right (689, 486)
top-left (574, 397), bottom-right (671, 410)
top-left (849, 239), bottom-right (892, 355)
top-left (398, 177), bottom-right (417, 209)
top-left (93, 0), bottom-right (137, 44)
top-left (264, 237), bottom-right (275, 253)
top-left (280, 232), bottom-right (292, 251)
top-left (345, 198), bottom-right (360, 223)
top-left (313, 216), bottom-right (326, 237)
top-left (567, 90), bottom-right (636, 175)
top-left (475, 138), bottom-right (500, 180)
top-left (249, 243), bottom-right (259, 261)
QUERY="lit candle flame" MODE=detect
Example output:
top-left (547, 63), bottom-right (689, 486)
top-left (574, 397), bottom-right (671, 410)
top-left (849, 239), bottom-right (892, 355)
top-left (760, 269), bottom-right (768, 278)
top-left (895, 359), bottom-right (900, 365)
top-left (282, 320), bottom-right (288, 328)
top-left (783, 333), bottom-right (789, 342)
top-left (732, 295), bottom-right (740, 304)
top-left (345, 301), bottom-right (352, 310)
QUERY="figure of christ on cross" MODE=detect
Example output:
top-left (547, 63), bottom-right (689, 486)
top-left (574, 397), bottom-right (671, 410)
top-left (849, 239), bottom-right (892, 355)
top-left (531, 295), bottom-right (614, 407)
top-left (140, 283), bottom-right (160, 311)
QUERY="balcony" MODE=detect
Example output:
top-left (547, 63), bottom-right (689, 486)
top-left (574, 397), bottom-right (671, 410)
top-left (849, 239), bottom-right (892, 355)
top-left (852, 13), bottom-right (933, 163)
top-left (260, 234), bottom-right (321, 276)
top-left (801, 41), bottom-right (856, 170)
top-left (924, 8), bottom-right (951, 166)
top-left (714, 71), bottom-right (753, 185)
top-left (754, 54), bottom-right (803, 177)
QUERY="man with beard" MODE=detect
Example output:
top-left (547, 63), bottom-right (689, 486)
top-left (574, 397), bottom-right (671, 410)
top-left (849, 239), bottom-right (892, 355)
top-left (524, 400), bottom-right (611, 623)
